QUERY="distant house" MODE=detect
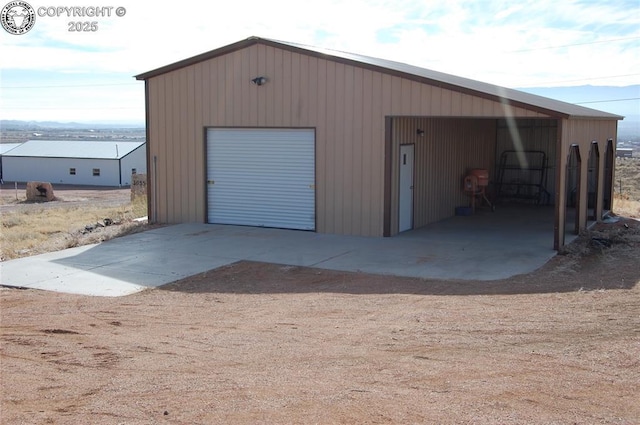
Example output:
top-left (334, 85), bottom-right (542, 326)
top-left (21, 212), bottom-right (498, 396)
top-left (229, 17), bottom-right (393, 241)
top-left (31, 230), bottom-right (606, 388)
top-left (0, 143), bottom-right (24, 182)
top-left (1, 140), bottom-right (146, 186)
top-left (616, 148), bottom-right (633, 158)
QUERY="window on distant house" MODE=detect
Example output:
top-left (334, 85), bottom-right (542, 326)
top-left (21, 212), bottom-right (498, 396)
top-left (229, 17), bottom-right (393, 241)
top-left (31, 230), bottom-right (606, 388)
top-left (69, 168), bottom-right (76, 175)
top-left (131, 168), bottom-right (137, 175)
top-left (93, 168), bottom-right (100, 176)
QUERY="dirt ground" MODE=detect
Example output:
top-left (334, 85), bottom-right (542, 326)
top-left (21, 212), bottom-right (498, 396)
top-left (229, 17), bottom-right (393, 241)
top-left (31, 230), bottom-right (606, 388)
top-left (1, 218), bottom-right (639, 424)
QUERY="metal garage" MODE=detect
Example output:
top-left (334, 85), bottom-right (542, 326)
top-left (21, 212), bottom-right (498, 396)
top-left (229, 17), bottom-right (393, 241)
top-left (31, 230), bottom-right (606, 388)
top-left (206, 128), bottom-right (315, 230)
top-left (135, 36), bottom-right (621, 249)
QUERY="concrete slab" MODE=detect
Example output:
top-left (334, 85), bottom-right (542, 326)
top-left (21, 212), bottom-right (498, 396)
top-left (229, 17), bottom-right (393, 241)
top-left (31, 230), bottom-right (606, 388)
top-left (22, 272), bottom-right (148, 297)
top-left (0, 205), bottom-right (564, 297)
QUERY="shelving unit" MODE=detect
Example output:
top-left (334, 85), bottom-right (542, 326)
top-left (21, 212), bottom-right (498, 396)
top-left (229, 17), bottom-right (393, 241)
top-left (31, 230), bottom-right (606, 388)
top-left (496, 150), bottom-right (551, 204)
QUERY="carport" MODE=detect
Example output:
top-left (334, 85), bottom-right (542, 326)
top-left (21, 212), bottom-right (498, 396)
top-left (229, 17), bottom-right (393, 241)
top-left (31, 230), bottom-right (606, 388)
top-left (385, 115), bottom-right (618, 249)
top-left (386, 117), bottom-right (562, 235)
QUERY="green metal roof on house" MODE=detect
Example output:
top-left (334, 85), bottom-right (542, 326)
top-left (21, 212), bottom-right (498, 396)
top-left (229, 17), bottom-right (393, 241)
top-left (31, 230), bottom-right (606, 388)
top-left (135, 36), bottom-right (623, 121)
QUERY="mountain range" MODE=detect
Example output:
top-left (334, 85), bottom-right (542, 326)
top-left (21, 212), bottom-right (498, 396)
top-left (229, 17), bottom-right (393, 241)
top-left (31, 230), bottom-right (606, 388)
top-left (0, 120), bottom-right (144, 130)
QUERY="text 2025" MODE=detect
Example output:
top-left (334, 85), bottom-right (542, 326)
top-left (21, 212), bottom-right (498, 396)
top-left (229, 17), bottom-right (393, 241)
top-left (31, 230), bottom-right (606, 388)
top-left (68, 21), bottom-right (98, 32)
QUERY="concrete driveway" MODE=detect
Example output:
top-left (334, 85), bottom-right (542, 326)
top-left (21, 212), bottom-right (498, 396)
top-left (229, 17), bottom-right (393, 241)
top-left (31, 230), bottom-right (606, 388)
top-left (0, 206), bottom-right (562, 297)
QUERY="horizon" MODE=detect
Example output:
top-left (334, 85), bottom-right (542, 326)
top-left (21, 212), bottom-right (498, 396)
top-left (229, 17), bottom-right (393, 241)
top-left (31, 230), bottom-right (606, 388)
top-left (3, 83), bottom-right (639, 133)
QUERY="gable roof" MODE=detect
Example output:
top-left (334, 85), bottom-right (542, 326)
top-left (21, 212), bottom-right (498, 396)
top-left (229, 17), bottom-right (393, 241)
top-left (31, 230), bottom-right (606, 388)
top-left (3, 140), bottom-right (146, 160)
top-left (135, 36), bottom-right (623, 120)
top-left (0, 143), bottom-right (23, 155)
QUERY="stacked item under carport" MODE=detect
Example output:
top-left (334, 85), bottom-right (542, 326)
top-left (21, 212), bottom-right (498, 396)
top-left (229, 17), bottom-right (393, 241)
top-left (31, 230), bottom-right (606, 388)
top-left (495, 150), bottom-right (551, 205)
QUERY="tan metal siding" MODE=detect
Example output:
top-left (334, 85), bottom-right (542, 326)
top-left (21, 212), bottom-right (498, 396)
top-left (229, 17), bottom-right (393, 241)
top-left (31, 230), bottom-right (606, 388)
top-left (179, 68), bottom-right (189, 220)
top-left (160, 74), bottom-right (170, 222)
top-left (147, 76), bottom-right (159, 221)
top-left (351, 66), bottom-right (364, 235)
top-left (182, 68), bottom-right (192, 220)
top-left (343, 64), bottom-right (355, 234)
top-left (194, 62), bottom-right (206, 220)
top-left (369, 71), bottom-right (385, 237)
top-left (315, 57), bottom-right (328, 233)
top-left (146, 43), bottom-right (554, 236)
top-left (361, 69), bottom-right (374, 235)
top-left (330, 60), bottom-right (343, 234)
top-left (168, 70), bottom-right (179, 221)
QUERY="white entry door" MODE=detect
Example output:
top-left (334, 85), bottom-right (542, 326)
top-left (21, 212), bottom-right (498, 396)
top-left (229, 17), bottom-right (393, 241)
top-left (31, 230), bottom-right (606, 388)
top-left (399, 144), bottom-right (414, 232)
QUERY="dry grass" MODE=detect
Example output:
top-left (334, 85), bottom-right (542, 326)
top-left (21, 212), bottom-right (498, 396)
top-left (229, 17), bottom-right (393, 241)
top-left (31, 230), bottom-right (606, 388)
top-left (613, 158), bottom-right (640, 218)
top-left (129, 195), bottom-right (148, 218)
top-left (614, 194), bottom-right (640, 218)
top-left (0, 198), bottom-right (148, 261)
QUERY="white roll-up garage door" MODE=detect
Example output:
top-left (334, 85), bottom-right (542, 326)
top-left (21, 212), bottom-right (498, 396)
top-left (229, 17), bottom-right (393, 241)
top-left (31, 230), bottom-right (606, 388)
top-left (207, 128), bottom-right (315, 230)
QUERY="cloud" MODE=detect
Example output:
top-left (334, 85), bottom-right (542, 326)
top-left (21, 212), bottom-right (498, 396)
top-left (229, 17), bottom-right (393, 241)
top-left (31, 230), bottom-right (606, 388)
top-left (5, 0), bottom-right (639, 81)
top-left (1, 0), bottom-right (638, 121)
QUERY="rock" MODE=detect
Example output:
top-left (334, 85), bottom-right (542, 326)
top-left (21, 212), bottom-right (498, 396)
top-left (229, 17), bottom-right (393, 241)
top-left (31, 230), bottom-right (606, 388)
top-left (26, 181), bottom-right (55, 201)
top-left (104, 218), bottom-right (113, 226)
top-left (131, 173), bottom-right (147, 201)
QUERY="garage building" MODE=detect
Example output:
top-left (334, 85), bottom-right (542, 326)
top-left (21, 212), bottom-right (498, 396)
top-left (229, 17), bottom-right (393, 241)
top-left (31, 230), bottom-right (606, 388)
top-left (135, 36), bottom-right (622, 249)
top-left (2, 140), bottom-right (146, 186)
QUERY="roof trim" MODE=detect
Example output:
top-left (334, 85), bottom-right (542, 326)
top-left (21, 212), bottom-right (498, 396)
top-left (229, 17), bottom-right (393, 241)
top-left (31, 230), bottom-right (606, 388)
top-left (134, 36), bottom-right (623, 120)
top-left (135, 37), bottom-right (260, 80)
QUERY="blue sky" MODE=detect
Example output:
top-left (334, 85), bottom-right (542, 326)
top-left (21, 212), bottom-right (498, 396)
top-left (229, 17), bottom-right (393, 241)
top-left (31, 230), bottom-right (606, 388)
top-left (1, 0), bottom-right (638, 124)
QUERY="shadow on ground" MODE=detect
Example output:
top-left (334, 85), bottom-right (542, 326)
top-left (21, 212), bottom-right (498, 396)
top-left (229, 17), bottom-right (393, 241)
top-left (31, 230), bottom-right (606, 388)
top-left (160, 252), bottom-right (638, 297)
top-left (159, 216), bottom-right (640, 297)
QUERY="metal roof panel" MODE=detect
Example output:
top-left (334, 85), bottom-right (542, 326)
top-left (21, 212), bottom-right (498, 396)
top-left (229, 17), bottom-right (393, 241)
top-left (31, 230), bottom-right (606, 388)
top-left (0, 143), bottom-right (24, 155)
top-left (3, 140), bottom-right (146, 159)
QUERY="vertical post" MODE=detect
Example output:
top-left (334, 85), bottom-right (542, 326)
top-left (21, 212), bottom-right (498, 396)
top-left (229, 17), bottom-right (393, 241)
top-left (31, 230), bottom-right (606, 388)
top-left (571, 145), bottom-right (583, 235)
top-left (619, 179), bottom-right (622, 195)
top-left (15, 181), bottom-right (18, 200)
top-left (554, 120), bottom-right (565, 250)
